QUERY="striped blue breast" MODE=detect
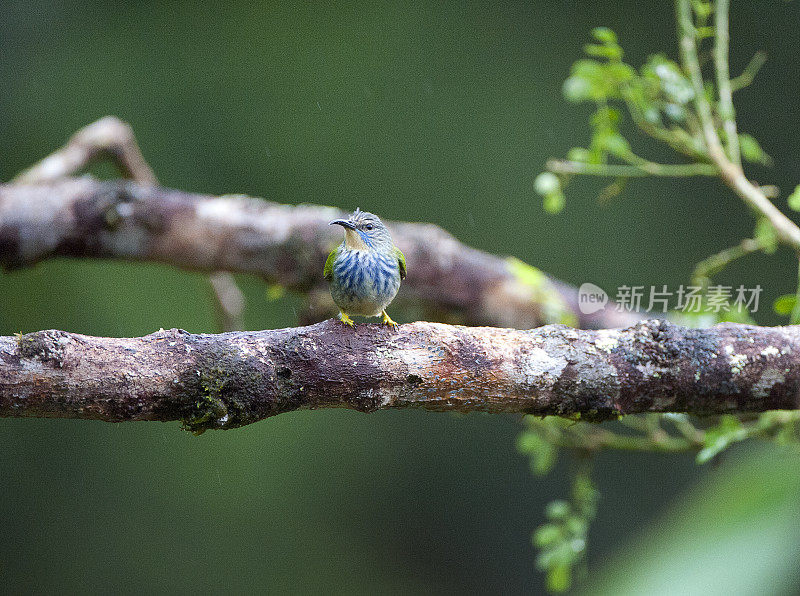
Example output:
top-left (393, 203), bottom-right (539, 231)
top-left (330, 248), bottom-right (401, 314)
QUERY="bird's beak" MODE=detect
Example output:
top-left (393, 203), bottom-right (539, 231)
top-left (329, 219), bottom-right (356, 230)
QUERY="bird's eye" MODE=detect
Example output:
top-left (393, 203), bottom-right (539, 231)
top-left (365, 224), bottom-right (373, 231)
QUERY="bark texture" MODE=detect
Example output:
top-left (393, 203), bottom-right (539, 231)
top-left (2, 319), bottom-right (799, 432)
top-left (0, 177), bottom-right (639, 330)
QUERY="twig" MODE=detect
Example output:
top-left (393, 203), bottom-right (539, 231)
top-left (209, 272), bottom-right (245, 332)
top-left (527, 409), bottom-right (799, 456)
top-left (791, 260), bottom-right (800, 325)
top-left (12, 117), bottom-right (158, 185)
top-left (664, 414), bottom-right (705, 443)
top-left (691, 237), bottom-right (764, 286)
top-left (676, 0), bottom-right (728, 163)
top-left (759, 185), bottom-right (780, 199)
top-left (730, 51), bottom-right (767, 92)
top-left (10, 117), bottom-right (248, 331)
top-left (3, 319), bottom-right (800, 432)
top-left (676, 0), bottom-right (800, 249)
top-left (547, 159), bottom-right (716, 178)
top-left (714, 0), bottom-right (741, 166)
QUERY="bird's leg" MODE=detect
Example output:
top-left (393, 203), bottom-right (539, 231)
top-left (381, 310), bottom-right (398, 330)
top-left (338, 311), bottom-right (356, 327)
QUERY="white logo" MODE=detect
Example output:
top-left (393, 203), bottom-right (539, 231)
top-left (578, 283), bottom-right (608, 314)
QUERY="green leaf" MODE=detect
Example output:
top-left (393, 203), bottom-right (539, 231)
top-left (563, 58), bottom-right (632, 103)
top-left (265, 284), bottom-right (285, 301)
top-left (534, 444), bottom-right (557, 474)
top-left (696, 416), bottom-right (745, 464)
top-left (695, 26), bottom-right (715, 39)
top-left (546, 564), bottom-right (572, 593)
top-left (517, 430), bottom-right (558, 474)
top-left (643, 54), bottom-right (694, 105)
top-left (535, 468), bottom-right (597, 593)
top-left (533, 524), bottom-right (563, 548)
top-left (535, 173), bottom-right (566, 214)
top-left (564, 61), bottom-right (613, 102)
top-left (565, 515), bottom-right (588, 537)
top-left (546, 500), bottom-right (571, 520)
top-left (563, 75), bottom-right (593, 103)
top-left (692, 0), bottom-right (712, 21)
top-left (572, 474), bottom-right (599, 516)
top-left (591, 106), bottom-right (621, 128)
top-left (534, 172), bottom-right (561, 196)
top-left (591, 27), bottom-right (617, 44)
top-left (604, 61), bottom-right (635, 83)
top-left (754, 218), bottom-right (778, 254)
top-left (543, 191), bottom-right (566, 215)
top-left (774, 421), bottom-right (798, 445)
top-left (739, 133), bottom-right (773, 166)
top-left (601, 134), bottom-right (631, 158)
top-left (719, 304), bottom-right (756, 325)
top-left (583, 43), bottom-right (623, 61)
top-left (696, 436), bottom-right (730, 464)
top-left (567, 147), bottom-right (591, 162)
top-left (787, 185), bottom-right (800, 212)
top-left (773, 294), bottom-right (797, 316)
top-left (584, 27), bottom-right (623, 62)
top-left (537, 540), bottom-right (577, 570)
top-left (589, 447), bottom-right (800, 595)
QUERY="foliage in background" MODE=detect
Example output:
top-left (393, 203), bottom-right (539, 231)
top-left (524, 0), bottom-right (800, 590)
top-left (589, 444), bottom-right (800, 595)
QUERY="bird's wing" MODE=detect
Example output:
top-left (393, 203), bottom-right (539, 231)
top-left (395, 246), bottom-right (407, 280)
top-left (323, 246), bottom-right (339, 280)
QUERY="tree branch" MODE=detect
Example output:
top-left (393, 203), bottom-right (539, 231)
top-left (208, 271), bottom-right (246, 332)
top-left (2, 319), bottom-right (799, 433)
top-left (547, 158), bottom-right (717, 178)
top-left (0, 177), bottom-right (639, 330)
top-left (7, 116), bottom-right (250, 333)
top-left (12, 116), bottom-right (158, 186)
top-left (729, 51), bottom-right (767, 92)
top-left (676, 0), bottom-right (800, 250)
top-left (714, 0), bottom-right (741, 167)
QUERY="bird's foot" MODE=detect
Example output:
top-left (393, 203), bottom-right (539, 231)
top-left (381, 311), bottom-right (399, 330)
top-left (338, 311), bottom-right (356, 328)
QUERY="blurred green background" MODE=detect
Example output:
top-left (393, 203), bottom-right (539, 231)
top-left (2, 1), bottom-right (800, 593)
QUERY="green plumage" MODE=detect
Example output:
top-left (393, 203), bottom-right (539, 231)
top-left (323, 246), bottom-right (339, 280)
top-left (395, 247), bottom-right (407, 279)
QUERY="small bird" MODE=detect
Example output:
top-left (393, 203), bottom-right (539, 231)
top-left (324, 208), bottom-right (406, 329)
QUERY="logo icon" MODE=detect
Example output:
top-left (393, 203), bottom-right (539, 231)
top-left (578, 282), bottom-right (608, 314)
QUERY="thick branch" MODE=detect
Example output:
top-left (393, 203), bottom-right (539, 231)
top-left (2, 320), bottom-right (799, 432)
top-left (0, 177), bottom-right (638, 330)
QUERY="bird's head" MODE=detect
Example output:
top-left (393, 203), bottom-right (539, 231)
top-left (329, 208), bottom-right (393, 251)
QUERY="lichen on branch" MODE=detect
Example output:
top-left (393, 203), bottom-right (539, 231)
top-left (2, 319), bottom-right (799, 433)
top-left (0, 177), bottom-right (639, 330)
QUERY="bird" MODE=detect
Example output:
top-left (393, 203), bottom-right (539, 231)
top-left (324, 208), bottom-right (406, 329)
